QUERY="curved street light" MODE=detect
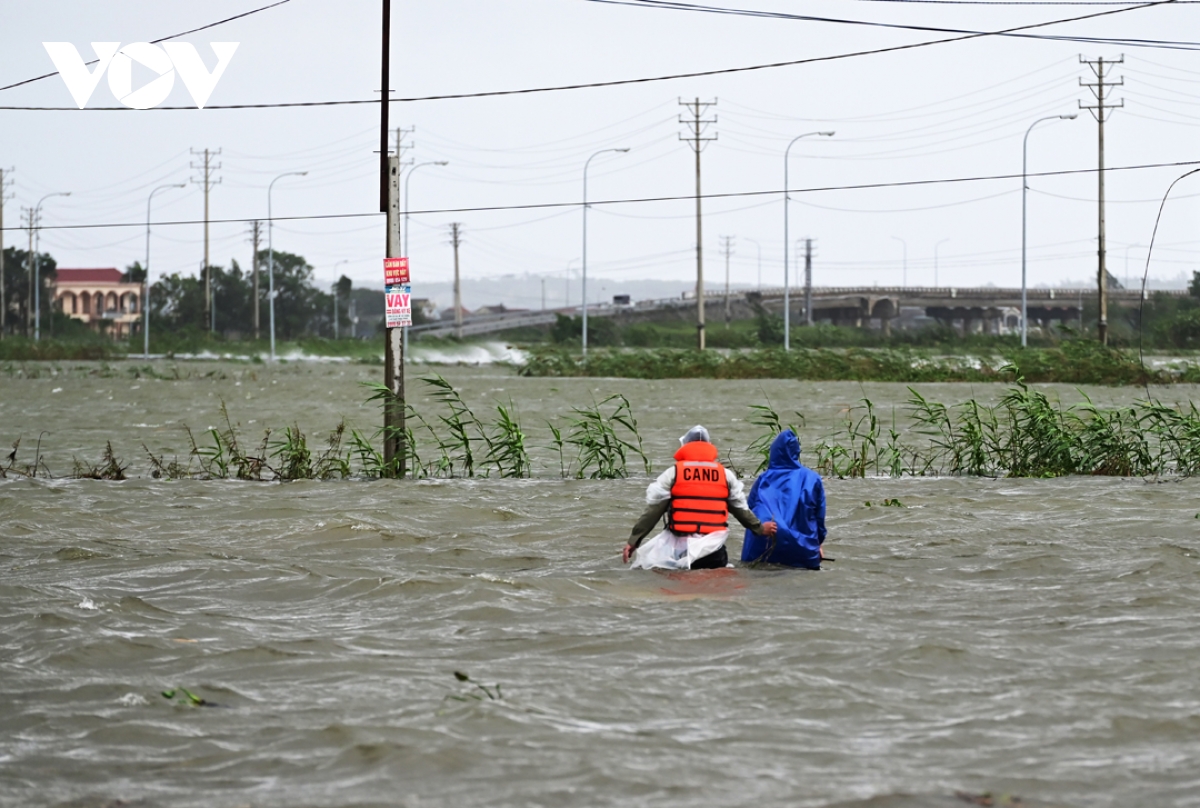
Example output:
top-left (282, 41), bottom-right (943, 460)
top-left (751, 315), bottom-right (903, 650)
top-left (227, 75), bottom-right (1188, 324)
top-left (582, 148), bottom-right (630, 357)
top-left (934, 238), bottom-right (950, 289)
top-left (144, 183), bottom-right (186, 358)
top-left (743, 237), bottom-right (763, 290)
top-left (890, 236), bottom-right (907, 288)
top-left (403, 161), bottom-right (449, 258)
top-left (32, 191), bottom-right (70, 341)
top-left (268, 171), bottom-right (307, 361)
top-left (783, 131), bottom-right (833, 349)
top-left (332, 258), bottom-right (349, 340)
top-left (1022, 113), bottom-right (1076, 347)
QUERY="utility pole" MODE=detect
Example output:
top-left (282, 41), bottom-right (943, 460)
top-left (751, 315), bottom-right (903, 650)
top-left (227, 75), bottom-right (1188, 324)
top-left (679, 98), bottom-right (717, 350)
top-left (541, 277), bottom-right (546, 311)
top-left (804, 238), bottom-right (814, 326)
top-left (720, 235), bottom-right (734, 327)
top-left (250, 220), bottom-right (262, 341)
top-left (1080, 55), bottom-right (1123, 345)
top-left (382, 153), bottom-right (406, 477)
top-left (190, 147), bottom-right (221, 331)
top-left (0, 167), bottom-right (12, 340)
top-left (450, 222), bottom-right (463, 339)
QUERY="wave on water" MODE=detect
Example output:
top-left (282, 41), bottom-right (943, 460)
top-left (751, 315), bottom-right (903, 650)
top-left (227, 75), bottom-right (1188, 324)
top-left (409, 342), bottom-right (527, 366)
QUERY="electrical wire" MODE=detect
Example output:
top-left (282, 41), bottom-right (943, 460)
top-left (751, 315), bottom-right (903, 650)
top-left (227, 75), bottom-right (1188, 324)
top-left (8, 157), bottom-right (1200, 233)
top-left (0, 0), bottom-right (295, 94)
top-left (582, 0), bottom-right (1199, 50)
top-left (0, 2), bottom-right (1176, 110)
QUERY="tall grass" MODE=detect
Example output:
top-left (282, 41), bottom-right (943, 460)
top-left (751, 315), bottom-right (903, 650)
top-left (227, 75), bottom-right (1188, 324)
top-left (770, 373), bottom-right (1200, 479)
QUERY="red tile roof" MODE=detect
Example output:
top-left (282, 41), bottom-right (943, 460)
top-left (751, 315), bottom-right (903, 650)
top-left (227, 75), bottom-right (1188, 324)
top-left (56, 268), bottom-right (124, 283)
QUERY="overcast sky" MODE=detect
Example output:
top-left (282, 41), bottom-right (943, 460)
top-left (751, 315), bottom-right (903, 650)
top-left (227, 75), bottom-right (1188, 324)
top-left (3, 0), bottom-right (1200, 310)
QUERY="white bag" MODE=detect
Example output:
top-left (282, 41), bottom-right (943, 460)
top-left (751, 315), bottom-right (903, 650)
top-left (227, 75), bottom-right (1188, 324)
top-left (629, 529), bottom-right (729, 571)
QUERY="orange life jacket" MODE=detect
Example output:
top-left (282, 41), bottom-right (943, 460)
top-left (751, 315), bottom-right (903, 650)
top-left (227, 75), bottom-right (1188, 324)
top-left (668, 441), bottom-right (729, 535)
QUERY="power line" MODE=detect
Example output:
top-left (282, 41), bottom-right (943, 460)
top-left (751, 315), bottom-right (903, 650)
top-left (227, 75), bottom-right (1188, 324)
top-left (8, 157), bottom-right (1200, 233)
top-left (0, 0), bottom-right (294, 94)
top-left (581, 0), bottom-right (1195, 49)
top-left (0, 2), bottom-right (1180, 110)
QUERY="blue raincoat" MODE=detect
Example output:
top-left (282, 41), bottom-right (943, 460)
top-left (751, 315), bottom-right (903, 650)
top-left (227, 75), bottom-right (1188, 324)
top-left (742, 430), bottom-right (827, 569)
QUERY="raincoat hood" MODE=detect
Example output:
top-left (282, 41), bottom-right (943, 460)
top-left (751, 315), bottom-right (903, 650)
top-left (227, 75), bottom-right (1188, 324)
top-left (767, 430), bottom-right (802, 470)
top-left (680, 425), bottom-right (711, 446)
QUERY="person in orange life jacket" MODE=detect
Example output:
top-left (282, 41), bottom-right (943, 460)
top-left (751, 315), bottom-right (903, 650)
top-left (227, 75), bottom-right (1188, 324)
top-left (623, 425), bottom-right (777, 569)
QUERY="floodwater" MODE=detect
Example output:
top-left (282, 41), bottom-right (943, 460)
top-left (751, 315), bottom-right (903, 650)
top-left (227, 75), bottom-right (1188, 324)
top-left (3, 360), bottom-right (1200, 808)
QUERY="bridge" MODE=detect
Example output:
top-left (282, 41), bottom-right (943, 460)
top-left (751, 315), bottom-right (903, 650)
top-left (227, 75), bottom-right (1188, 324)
top-left (410, 285), bottom-right (1184, 339)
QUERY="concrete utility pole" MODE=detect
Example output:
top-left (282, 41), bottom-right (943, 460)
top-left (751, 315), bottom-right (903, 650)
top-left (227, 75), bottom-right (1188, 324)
top-left (190, 147), bottom-right (221, 331)
top-left (250, 220), bottom-right (262, 340)
top-left (450, 222), bottom-right (464, 339)
top-left (268, 171), bottom-right (307, 361)
top-left (383, 153), bottom-right (407, 476)
top-left (0, 167), bottom-right (12, 340)
top-left (679, 98), bottom-right (717, 350)
top-left (1080, 55), bottom-right (1124, 345)
top-left (803, 238), bottom-right (814, 326)
top-left (720, 235), bottom-right (734, 327)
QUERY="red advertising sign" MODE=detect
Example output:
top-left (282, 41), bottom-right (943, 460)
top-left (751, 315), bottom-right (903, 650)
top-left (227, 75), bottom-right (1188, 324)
top-left (384, 257), bottom-right (410, 286)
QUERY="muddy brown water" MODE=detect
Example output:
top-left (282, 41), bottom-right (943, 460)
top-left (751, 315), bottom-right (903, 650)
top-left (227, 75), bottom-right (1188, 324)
top-left (2, 361), bottom-right (1200, 808)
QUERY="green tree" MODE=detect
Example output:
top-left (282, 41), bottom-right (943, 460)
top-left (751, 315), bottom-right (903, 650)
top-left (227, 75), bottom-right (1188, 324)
top-left (1, 246), bottom-right (56, 337)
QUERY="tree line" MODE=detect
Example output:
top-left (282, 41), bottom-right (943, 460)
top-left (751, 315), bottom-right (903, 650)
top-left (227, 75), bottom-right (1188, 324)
top-left (1, 246), bottom-right (377, 341)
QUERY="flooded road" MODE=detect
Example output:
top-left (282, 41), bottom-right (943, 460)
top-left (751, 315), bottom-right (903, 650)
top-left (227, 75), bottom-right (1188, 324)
top-left (3, 361), bottom-right (1200, 807)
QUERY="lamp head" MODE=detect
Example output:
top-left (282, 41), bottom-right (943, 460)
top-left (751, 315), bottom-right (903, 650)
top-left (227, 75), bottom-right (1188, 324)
top-left (1061, 114), bottom-right (1078, 120)
top-left (435, 161), bottom-right (449, 166)
top-left (820, 131), bottom-right (835, 137)
top-left (617, 148), bottom-right (631, 153)
top-left (297, 171), bottom-right (308, 176)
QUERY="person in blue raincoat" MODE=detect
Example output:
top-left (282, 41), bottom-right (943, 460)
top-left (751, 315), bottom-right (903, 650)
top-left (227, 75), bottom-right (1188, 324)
top-left (742, 429), bottom-right (827, 569)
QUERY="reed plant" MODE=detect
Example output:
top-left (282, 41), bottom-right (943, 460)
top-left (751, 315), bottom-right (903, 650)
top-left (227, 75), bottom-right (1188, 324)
top-left (565, 394), bottom-right (651, 479)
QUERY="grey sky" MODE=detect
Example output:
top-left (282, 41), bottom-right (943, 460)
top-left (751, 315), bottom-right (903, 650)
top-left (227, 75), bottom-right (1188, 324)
top-left (3, 0), bottom-right (1199, 312)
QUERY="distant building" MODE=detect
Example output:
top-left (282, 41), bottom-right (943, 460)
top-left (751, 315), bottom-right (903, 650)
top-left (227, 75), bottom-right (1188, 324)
top-left (54, 268), bottom-right (141, 339)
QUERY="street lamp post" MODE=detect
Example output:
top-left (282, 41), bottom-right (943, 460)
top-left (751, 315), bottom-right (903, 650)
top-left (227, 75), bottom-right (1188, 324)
top-left (144, 183), bottom-right (186, 358)
top-left (743, 237), bottom-right (763, 289)
top-left (268, 171), bottom-right (307, 361)
top-left (332, 259), bottom-right (349, 339)
top-left (1123, 243), bottom-right (1140, 291)
top-left (582, 147), bottom-right (629, 357)
top-left (1022, 113), bottom-right (1076, 347)
top-left (783, 131), bottom-right (833, 351)
top-left (31, 192), bottom-right (69, 341)
top-left (934, 238), bottom-right (950, 288)
top-left (403, 160), bottom-right (448, 259)
top-left (891, 236), bottom-right (907, 287)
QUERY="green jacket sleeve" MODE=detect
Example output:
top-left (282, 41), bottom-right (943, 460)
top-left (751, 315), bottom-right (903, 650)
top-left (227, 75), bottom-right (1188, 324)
top-left (729, 504), bottom-right (765, 534)
top-left (628, 499), bottom-right (670, 548)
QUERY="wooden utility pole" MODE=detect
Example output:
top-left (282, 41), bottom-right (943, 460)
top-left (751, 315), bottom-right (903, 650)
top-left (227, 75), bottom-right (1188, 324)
top-left (191, 147), bottom-right (221, 331)
top-left (0, 167), bottom-right (12, 339)
top-left (383, 153), bottom-right (406, 477)
top-left (804, 238), bottom-right (814, 326)
top-left (679, 98), bottom-right (717, 350)
top-left (720, 235), bottom-right (734, 327)
top-left (1080, 55), bottom-right (1123, 345)
top-left (250, 220), bottom-right (262, 340)
top-left (450, 222), bottom-right (463, 339)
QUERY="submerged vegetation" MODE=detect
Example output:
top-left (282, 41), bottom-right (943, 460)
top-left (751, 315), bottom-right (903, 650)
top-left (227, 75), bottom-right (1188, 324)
top-left (6, 370), bottom-right (1200, 482)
